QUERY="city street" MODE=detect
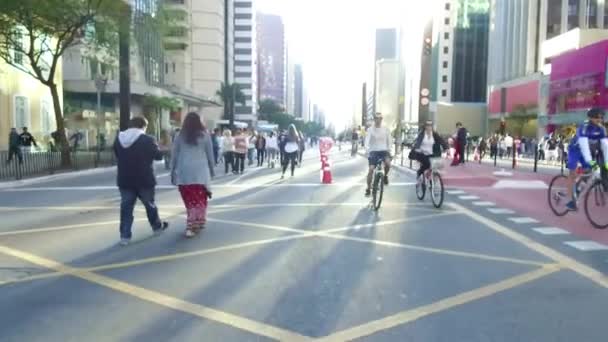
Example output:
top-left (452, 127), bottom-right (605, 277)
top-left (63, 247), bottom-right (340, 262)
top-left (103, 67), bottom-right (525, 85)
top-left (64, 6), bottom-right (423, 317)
top-left (1, 149), bottom-right (607, 342)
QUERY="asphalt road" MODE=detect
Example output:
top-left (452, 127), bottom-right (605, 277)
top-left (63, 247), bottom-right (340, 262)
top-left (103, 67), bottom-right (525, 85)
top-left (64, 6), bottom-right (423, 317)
top-left (0, 149), bottom-right (607, 342)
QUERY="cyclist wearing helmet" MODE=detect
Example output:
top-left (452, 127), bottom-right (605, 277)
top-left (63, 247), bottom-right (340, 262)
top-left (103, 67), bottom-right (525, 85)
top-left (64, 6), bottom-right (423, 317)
top-left (565, 107), bottom-right (608, 211)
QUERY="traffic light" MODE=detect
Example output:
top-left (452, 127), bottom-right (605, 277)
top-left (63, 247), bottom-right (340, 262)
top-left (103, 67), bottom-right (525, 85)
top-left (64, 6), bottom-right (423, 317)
top-left (423, 37), bottom-right (432, 56)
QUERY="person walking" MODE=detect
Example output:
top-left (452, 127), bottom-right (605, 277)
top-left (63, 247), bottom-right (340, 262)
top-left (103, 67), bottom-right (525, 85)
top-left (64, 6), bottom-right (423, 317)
top-left (19, 127), bottom-right (37, 153)
top-left (7, 128), bottom-right (23, 164)
top-left (297, 131), bottom-right (306, 167)
top-left (211, 128), bottom-right (220, 165)
top-left (451, 122), bottom-right (467, 166)
top-left (247, 130), bottom-right (257, 166)
top-left (281, 124), bottom-right (301, 179)
top-left (266, 131), bottom-right (279, 168)
top-left (255, 132), bottom-right (266, 167)
top-left (221, 130), bottom-right (235, 175)
top-left (233, 128), bottom-right (248, 174)
top-left (171, 112), bottom-right (216, 238)
top-left (114, 117), bottom-right (169, 246)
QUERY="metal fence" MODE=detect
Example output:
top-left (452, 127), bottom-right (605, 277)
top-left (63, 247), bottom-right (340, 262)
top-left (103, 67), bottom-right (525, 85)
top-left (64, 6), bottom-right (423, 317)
top-left (0, 150), bottom-right (116, 181)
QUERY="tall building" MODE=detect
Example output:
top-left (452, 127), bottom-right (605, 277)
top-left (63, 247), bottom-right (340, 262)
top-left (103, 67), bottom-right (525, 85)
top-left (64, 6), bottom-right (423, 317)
top-left (233, 0), bottom-right (258, 123)
top-left (425, 0), bottom-right (489, 135)
top-left (294, 64), bottom-right (304, 118)
top-left (256, 13), bottom-right (286, 107)
top-left (285, 44), bottom-right (296, 115)
top-left (373, 28), bottom-right (400, 115)
top-left (486, 0), bottom-right (608, 136)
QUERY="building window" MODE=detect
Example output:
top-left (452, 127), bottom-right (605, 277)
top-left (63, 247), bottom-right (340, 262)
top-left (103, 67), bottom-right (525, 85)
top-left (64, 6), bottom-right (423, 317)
top-left (445, 3), bottom-right (450, 10)
top-left (444, 32), bottom-right (449, 40)
top-left (442, 90), bottom-right (447, 97)
top-left (14, 96), bottom-right (30, 129)
top-left (172, 62), bottom-right (176, 73)
top-left (444, 17), bottom-right (450, 25)
top-left (443, 61), bottom-right (448, 68)
top-left (443, 46), bottom-right (449, 54)
top-left (12, 31), bottom-right (23, 65)
top-left (40, 98), bottom-right (53, 135)
top-left (442, 75), bottom-right (448, 82)
top-left (165, 63), bottom-right (169, 74)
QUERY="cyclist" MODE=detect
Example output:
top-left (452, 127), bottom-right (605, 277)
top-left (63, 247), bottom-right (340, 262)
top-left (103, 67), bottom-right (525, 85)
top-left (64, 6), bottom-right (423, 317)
top-left (410, 120), bottom-right (449, 182)
top-left (565, 107), bottom-right (608, 211)
top-left (365, 113), bottom-right (391, 197)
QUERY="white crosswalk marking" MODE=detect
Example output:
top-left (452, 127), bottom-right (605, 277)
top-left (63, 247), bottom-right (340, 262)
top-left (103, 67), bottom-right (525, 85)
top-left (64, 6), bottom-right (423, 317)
top-left (508, 217), bottom-right (539, 224)
top-left (564, 241), bottom-right (608, 251)
top-left (458, 195), bottom-right (480, 200)
top-left (487, 208), bottom-right (515, 214)
top-left (446, 190), bottom-right (466, 195)
top-left (532, 227), bottom-right (570, 235)
top-left (472, 201), bottom-right (496, 207)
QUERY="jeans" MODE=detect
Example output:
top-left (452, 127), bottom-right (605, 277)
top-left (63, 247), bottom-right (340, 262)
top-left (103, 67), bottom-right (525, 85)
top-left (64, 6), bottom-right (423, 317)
top-left (257, 149), bottom-right (265, 166)
top-left (6, 146), bottom-right (23, 164)
top-left (247, 148), bottom-right (255, 165)
top-left (234, 153), bottom-right (246, 173)
top-left (282, 151), bottom-right (298, 176)
top-left (223, 151), bottom-right (234, 174)
top-left (119, 187), bottom-right (162, 239)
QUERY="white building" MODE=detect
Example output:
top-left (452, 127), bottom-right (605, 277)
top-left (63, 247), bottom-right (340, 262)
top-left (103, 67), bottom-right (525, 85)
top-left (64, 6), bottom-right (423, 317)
top-left (233, 0), bottom-right (258, 123)
top-left (375, 59), bottom-right (400, 130)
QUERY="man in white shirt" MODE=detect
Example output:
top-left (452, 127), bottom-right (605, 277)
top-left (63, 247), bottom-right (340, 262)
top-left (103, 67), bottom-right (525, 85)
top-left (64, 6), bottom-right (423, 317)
top-left (365, 112), bottom-right (392, 197)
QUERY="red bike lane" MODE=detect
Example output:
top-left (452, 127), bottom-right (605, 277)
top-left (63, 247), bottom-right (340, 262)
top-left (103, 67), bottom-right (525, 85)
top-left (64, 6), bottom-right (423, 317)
top-left (441, 162), bottom-right (608, 245)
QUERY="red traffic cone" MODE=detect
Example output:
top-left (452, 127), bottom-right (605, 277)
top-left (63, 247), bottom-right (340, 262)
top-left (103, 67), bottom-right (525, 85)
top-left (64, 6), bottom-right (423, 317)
top-left (321, 165), bottom-right (332, 184)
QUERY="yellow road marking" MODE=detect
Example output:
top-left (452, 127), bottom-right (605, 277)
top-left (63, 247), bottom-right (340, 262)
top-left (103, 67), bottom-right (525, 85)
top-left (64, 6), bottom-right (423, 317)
top-left (0, 272), bottom-right (63, 286)
top-left (86, 233), bottom-right (316, 272)
top-left (209, 217), bottom-right (549, 267)
top-left (317, 265), bottom-right (560, 342)
top-left (0, 219), bottom-right (146, 237)
top-left (0, 244), bottom-right (312, 341)
top-left (449, 202), bottom-right (608, 288)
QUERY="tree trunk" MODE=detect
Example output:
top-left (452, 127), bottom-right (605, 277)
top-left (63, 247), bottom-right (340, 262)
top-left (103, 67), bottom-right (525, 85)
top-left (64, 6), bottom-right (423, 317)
top-left (50, 83), bottom-right (71, 167)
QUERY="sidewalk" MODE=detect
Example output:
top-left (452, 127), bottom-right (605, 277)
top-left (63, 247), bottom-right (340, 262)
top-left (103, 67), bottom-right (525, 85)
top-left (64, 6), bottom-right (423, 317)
top-left (437, 160), bottom-right (608, 245)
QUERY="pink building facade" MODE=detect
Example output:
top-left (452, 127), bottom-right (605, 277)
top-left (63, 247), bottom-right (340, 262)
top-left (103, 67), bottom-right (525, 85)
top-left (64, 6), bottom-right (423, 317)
top-left (548, 40), bottom-right (608, 120)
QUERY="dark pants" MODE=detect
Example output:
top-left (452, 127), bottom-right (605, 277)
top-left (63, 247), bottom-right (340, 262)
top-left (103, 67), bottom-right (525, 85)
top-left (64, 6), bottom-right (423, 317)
top-left (412, 151), bottom-right (431, 178)
top-left (298, 149), bottom-right (304, 165)
top-left (452, 142), bottom-right (463, 165)
top-left (224, 151), bottom-right (234, 174)
top-left (234, 153), bottom-right (246, 173)
top-left (257, 149), bottom-right (265, 166)
top-left (213, 146), bottom-right (220, 164)
top-left (6, 146), bottom-right (23, 164)
top-left (119, 187), bottom-right (162, 239)
top-left (282, 151), bottom-right (298, 176)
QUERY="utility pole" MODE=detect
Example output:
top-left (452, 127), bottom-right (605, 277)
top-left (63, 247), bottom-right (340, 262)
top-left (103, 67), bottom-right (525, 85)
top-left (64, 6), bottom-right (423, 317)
top-left (119, 4), bottom-right (131, 131)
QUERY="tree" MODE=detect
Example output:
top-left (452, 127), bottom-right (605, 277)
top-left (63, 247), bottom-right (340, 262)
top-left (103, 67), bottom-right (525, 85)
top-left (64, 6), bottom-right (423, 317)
top-left (0, 0), bottom-right (126, 166)
top-left (215, 82), bottom-right (246, 129)
top-left (0, 0), bottom-right (174, 166)
top-left (258, 98), bottom-right (283, 120)
top-left (142, 94), bottom-right (180, 138)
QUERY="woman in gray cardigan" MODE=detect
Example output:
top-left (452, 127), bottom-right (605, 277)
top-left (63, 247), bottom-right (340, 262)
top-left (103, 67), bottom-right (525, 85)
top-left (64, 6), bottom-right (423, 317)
top-left (171, 112), bottom-right (216, 237)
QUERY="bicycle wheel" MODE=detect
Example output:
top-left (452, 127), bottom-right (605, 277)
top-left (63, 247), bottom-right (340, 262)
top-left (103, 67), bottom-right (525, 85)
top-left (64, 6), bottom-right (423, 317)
top-left (584, 181), bottom-right (608, 229)
top-left (372, 172), bottom-right (384, 210)
top-left (430, 172), bottom-right (444, 208)
top-left (547, 175), bottom-right (569, 216)
top-left (415, 174), bottom-right (426, 200)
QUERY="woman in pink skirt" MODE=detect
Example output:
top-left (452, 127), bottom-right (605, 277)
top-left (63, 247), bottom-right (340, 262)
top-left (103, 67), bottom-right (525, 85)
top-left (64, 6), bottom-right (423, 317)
top-left (171, 112), bottom-right (216, 237)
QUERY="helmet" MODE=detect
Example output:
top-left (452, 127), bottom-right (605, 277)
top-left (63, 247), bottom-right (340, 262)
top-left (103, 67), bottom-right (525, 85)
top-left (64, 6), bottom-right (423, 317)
top-left (587, 108), bottom-right (605, 118)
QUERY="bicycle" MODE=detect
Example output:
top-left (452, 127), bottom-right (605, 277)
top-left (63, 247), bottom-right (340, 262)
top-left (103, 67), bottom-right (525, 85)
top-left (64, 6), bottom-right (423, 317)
top-left (548, 164), bottom-right (608, 229)
top-left (415, 157), bottom-right (445, 208)
top-left (369, 159), bottom-right (385, 211)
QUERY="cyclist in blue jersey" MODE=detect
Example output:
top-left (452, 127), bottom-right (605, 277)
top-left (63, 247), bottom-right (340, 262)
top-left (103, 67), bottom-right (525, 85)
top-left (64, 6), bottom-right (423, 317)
top-left (565, 107), bottom-right (608, 211)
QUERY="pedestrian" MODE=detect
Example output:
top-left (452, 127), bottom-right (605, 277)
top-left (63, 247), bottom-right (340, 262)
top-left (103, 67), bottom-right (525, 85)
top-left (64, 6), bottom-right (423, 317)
top-left (222, 130), bottom-right (235, 175)
top-left (278, 129), bottom-right (287, 165)
top-left (233, 128), bottom-right (248, 174)
top-left (211, 128), bottom-right (221, 165)
top-left (6, 128), bottom-right (23, 164)
top-left (451, 122), bottom-right (467, 166)
top-left (247, 130), bottom-right (256, 166)
top-left (504, 133), bottom-right (514, 158)
top-left (478, 137), bottom-right (487, 160)
top-left (297, 131), bottom-right (306, 167)
top-left (255, 132), bottom-right (266, 167)
top-left (19, 127), bottom-right (37, 153)
top-left (70, 130), bottom-right (83, 152)
top-left (281, 124), bottom-right (301, 179)
top-left (159, 129), bottom-right (172, 170)
top-left (266, 131), bottom-right (279, 168)
top-left (114, 117), bottom-right (169, 246)
top-left (171, 112), bottom-right (215, 238)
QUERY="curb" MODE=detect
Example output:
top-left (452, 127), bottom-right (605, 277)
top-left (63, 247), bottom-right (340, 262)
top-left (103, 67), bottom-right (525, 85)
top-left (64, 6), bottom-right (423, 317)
top-left (0, 161), bottom-right (165, 190)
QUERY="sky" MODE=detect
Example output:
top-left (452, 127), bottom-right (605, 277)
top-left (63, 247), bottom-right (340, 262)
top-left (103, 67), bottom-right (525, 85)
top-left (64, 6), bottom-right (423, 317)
top-left (256, 0), bottom-right (434, 130)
